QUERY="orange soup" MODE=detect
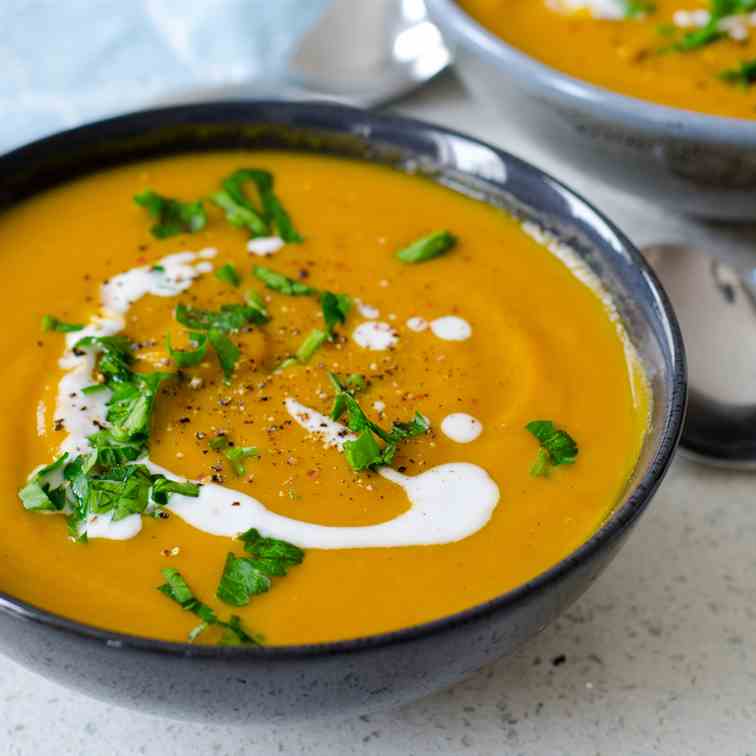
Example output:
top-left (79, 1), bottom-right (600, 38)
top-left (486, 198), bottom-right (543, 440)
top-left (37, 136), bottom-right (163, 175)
top-left (459, 0), bottom-right (756, 119)
top-left (0, 151), bottom-right (649, 645)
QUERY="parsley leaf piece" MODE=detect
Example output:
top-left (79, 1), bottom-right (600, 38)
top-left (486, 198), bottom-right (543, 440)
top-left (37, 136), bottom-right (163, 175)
top-left (134, 190), bottom-right (207, 239)
top-left (212, 169), bottom-right (303, 242)
top-left (216, 552), bottom-right (272, 606)
top-left (209, 435), bottom-right (230, 451)
top-left (74, 335), bottom-right (171, 443)
top-left (151, 477), bottom-right (200, 505)
top-left (81, 384), bottom-right (108, 395)
top-left (159, 568), bottom-right (258, 645)
top-left (214, 263), bottom-right (242, 288)
top-left (87, 430), bottom-right (143, 467)
top-left (253, 265), bottom-right (316, 296)
top-left (295, 329), bottom-right (328, 364)
top-left (396, 230), bottom-right (457, 264)
top-left (175, 302), bottom-right (268, 331)
top-left (212, 188), bottom-right (269, 236)
top-left (244, 290), bottom-right (269, 323)
top-left (526, 420), bottom-right (579, 477)
top-left (327, 372), bottom-right (430, 471)
top-left (623, 0), bottom-right (655, 17)
top-left (105, 371), bottom-right (172, 442)
top-left (225, 446), bottom-right (259, 477)
top-left (343, 429), bottom-right (384, 471)
top-left (19, 455), bottom-right (69, 511)
top-left (320, 291), bottom-right (352, 336)
top-left (239, 528), bottom-right (304, 570)
top-left (166, 332), bottom-right (208, 368)
top-left (207, 329), bottom-right (240, 384)
top-left (720, 58), bottom-right (756, 87)
top-left (41, 314), bottom-right (84, 333)
top-left (216, 531), bottom-right (304, 607)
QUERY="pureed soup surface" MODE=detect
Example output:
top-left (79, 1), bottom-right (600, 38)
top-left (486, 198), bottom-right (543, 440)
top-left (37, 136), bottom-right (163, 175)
top-left (0, 151), bottom-right (649, 645)
top-left (459, 1), bottom-right (756, 120)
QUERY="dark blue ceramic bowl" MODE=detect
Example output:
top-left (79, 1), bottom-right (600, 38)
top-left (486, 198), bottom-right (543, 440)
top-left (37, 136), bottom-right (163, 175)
top-left (0, 102), bottom-right (685, 724)
top-left (427, 0), bottom-right (756, 221)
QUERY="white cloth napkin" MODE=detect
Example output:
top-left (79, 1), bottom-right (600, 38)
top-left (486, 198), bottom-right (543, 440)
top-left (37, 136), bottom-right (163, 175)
top-left (0, 0), bottom-right (329, 153)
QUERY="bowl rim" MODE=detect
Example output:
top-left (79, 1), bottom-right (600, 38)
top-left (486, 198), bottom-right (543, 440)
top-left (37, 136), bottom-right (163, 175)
top-left (0, 100), bottom-right (687, 660)
top-left (427, 0), bottom-right (756, 144)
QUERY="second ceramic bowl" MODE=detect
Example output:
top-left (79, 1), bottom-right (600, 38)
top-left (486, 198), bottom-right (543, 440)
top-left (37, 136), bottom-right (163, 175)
top-left (427, 0), bottom-right (756, 221)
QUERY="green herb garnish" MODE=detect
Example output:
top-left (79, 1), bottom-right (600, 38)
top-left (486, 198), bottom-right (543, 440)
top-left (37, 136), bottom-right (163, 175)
top-left (134, 190), bottom-right (207, 239)
top-left (526, 420), bottom-right (579, 477)
top-left (329, 373), bottom-right (430, 471)
top-left (295, 329), bottom-right (328, 364)
top-left (216, 529), bottom-right (304, 607)
top-left (212, 169), bottom-right (303, 242)
top-left (165, 332), bottom-right (208, 368)
top-left (667, 1), bottom-right (756, 53)
top-left (214, 263), bottom-right (242, 288)
top-left (172, 302), bottom-right (268, 384)
top-left (720, 58), bottom-right (756, 87)
top-left (225, 446), bottom-right (260, 477)
top-left (207, 329), bottom-right (241, 384)
top-left (623, 0), bottom-right (655, 18)
top-left (159, 568), bottom-right (257, 645)
top-left (19, 334), bottom-right (200, 540)
top-left (253, 266), bottom-right (315, 296)
top-left (175, 302), bottom-right (269, 331)
top-left (396, 230), bottom-right (456, 264)
top-left (41, 314), bottom-right (84, 333)
top-left (320, 291), bottom-right (352, 336)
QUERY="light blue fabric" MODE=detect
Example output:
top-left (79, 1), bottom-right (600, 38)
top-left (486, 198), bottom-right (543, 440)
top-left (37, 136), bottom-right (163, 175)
top-left (0, 0), bottom-right (329, 154)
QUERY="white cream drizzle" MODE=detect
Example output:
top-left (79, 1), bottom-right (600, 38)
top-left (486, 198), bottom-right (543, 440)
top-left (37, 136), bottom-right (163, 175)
top-left (352, 321), bottom-right (399, 351)
top-left (355, 298), bottom-right (380, 319)
top-left (247, 236), bottom-right (284, 256)
top-left (441, 413), bottom-right (483, 444)
top-left (546, 0), bottom-right (627, 19)
top-left (430, 316), bottom-right (472, 342)
top-left (406, 316), bottom-right (429, 333)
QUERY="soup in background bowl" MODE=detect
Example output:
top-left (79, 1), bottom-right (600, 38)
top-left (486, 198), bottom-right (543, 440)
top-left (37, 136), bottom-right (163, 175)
top-left (0, 102), bottom-right (685, 723)
top-left (427, 0), bottom-right (756, 220)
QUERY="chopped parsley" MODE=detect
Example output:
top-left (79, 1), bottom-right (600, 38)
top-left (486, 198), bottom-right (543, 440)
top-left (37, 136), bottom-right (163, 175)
top-left (329, 373), bottom-right (430, 471)
top-left (720, 58), bottom-right (756, 87)
top-left (294, 329), bottom-right (328, 364)
top-left (19, 334), bottom-right (200, 540)
top-left (216, 528), bottom-right (304, 607)
top-left (320, 291), bottom-right (352, 336)
top-left (41, 315), bottom-right (84, 333)
top-left (134, 190), bottom-right (207, 239)
top-left (172, 302), bottom-right (269, 384)
top-left (212, 169), bottom-right (303, 242)
top-left (623, 0), bottom-right (655, 18)
top-left (667, 1), bottom-right (756, 53)
top-left (253, 265), bottom-right (315, 296)
top-left (159, 568), bottom-right (258, 645)
top-left (225, 446), bottom-right (260, 477)
top-left (175, 302), bottom-right (269, 331)
top-left (214, 263), bottom-right (241, 288)
top-left (207, 329), bottom-right (241, 383)
top-left (396, 230), bottom-right (457, 264)
top-left (526, 420), bottom-right (579, 477)
top-left (165, 332), bottom-right (208, 368)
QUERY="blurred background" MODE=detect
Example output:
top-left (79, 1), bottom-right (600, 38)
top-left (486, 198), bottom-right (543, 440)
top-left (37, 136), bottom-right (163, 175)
top-left (0, 0), bottom-right (453, 154)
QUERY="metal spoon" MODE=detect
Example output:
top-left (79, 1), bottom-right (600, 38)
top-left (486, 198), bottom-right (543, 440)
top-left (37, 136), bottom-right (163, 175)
top-left (643, 244), bottom-right (756, 468)
top-left (159, 0), bottom-right (451, 108)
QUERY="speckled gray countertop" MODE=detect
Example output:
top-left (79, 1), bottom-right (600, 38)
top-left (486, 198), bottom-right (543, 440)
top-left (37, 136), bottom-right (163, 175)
top-left (3, 75), bottom-right (756, 756)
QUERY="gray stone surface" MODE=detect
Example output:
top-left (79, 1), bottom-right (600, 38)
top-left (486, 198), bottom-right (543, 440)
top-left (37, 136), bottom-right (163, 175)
top-left (2, 74), bottom-right (755, 755)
